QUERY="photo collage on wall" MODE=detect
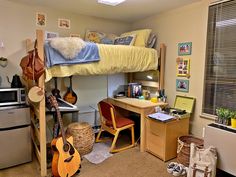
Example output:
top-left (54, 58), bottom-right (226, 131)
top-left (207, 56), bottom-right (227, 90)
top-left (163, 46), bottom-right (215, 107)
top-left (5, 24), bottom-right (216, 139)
top-left (36, 12), bottom-right (80, 39)
top-left (176, 42), bottom-right (192, 93)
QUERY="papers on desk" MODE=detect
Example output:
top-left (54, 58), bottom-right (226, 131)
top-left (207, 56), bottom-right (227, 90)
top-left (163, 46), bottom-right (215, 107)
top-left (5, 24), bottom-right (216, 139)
top-left (148, 112), bottom-right (175, 122)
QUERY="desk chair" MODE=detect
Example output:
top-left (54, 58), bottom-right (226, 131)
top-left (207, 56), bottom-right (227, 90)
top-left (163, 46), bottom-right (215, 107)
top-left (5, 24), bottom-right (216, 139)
top-left (96, 100), bottom-right (135, 153)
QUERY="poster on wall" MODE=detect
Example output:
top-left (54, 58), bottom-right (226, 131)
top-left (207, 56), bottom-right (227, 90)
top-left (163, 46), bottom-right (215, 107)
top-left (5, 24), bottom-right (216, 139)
top-left (176, 57), bottom-right (190, 77)
top-left (45, 31), bottom-right (59, 40)
top-left (36, 12), bottom-right (46, 27)
top-left (58, 18), bottom-right (71, 29)
top-left (178, 42), bottom-right (192, 56)
top-left (176, 79), bottom-right (189, 92)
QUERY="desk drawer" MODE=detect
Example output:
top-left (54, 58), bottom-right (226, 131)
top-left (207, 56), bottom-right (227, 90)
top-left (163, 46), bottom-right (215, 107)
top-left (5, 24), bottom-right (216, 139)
top-left (146, 118), bottom-right (165, 159)
top-left (148, 118), bottom-right (165, 138)
top-left (146, 127), bottom-right (164, 159)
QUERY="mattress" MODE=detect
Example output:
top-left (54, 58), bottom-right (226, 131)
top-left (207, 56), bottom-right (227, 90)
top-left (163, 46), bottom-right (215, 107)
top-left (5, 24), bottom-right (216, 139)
top-left (45, 44), bottom-right (158, 82)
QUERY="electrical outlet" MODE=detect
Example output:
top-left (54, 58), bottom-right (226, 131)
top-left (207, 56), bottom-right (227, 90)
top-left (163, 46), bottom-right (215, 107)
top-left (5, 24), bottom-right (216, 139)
top-left (202, 127), bottom-right (205, 138)
top-left (0, 41), bottom-right (4, 48)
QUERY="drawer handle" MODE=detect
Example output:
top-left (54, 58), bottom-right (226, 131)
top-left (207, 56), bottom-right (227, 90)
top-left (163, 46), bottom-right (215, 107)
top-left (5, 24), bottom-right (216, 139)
top-left (7, 112), bottom-right (15, 114)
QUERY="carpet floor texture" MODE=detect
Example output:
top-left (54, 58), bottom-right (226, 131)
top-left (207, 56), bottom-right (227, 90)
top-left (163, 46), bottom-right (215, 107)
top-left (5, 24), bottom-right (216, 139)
top-left (0, 145), bottom-right (234, 177)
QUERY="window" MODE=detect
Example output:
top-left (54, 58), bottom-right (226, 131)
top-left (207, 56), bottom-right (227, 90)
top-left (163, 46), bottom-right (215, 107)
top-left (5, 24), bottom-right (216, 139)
top-left (203, 0), bottom-right (236, 115)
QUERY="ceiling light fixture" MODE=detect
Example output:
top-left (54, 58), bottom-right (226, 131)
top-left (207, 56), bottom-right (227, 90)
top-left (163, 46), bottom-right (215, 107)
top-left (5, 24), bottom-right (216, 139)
top-left (98, 0), bottom-right (126, 6)
top-left (147, 75), bottom-right (153, 80)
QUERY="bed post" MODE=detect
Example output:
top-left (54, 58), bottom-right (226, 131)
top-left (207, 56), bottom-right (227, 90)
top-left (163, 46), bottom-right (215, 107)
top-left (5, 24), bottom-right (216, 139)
top-left (159, 43), bottom-right (166, 90)
top-left (37, 29), bottom-right (47, 177)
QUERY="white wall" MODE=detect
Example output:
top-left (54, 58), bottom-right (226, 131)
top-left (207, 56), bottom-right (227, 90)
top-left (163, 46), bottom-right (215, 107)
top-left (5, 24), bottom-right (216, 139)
top-left (0, 0), bottom-right (130, 107)
top-left (132, 0), bottom-right (213, 137)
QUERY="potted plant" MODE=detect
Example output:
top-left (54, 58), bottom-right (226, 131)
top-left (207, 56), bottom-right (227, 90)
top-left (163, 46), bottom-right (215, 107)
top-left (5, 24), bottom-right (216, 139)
top-left (231, 111), bottom-right (236, 128)
top-left (216, 108), bottom-right (231, 126)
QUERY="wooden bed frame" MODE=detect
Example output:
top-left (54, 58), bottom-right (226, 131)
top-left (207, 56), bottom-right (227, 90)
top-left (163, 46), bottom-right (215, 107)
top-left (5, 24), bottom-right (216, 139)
top-left (27, 30), bottom-right (166, 176)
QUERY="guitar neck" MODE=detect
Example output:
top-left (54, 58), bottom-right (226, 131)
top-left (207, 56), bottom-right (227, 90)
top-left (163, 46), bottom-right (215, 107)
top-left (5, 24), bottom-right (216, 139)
top-left (54, 77), bottom-right (58, 89)
top-left (55, 107), bottom-right (67, 144)
top-left (69, 76), bottom-right (73, 91)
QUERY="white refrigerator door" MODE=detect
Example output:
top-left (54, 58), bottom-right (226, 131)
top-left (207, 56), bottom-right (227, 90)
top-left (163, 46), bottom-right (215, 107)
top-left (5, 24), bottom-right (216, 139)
top-left (0, 125), bottom-right (32, 169)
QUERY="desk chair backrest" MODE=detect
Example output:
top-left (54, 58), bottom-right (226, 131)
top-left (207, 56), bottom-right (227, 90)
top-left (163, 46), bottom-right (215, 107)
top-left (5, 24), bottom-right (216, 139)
top-left (96, 100), bottom-right (135, 153)
top-left (98, 100), bottom-right (117, 129)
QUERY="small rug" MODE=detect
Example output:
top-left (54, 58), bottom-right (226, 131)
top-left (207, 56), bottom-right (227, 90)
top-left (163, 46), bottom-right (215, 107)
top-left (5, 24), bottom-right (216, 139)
top-left (83, 142), bottom-right (113, 164)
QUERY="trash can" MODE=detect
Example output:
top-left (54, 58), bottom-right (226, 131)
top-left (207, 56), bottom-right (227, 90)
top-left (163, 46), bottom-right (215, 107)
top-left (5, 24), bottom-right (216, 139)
top-left (177, 135), bottom-right (204, 166)
top-left (66, 122), bottom-right (95, 156)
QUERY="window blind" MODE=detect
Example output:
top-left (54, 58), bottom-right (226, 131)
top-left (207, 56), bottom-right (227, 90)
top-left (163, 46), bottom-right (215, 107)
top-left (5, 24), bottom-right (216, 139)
top-left (203, 0), bottom-right (236, 115)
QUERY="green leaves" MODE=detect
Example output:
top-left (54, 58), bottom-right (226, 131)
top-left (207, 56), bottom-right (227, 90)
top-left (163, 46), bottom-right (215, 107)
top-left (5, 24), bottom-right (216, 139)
top-left (216, 108), bottom-right (236, 119)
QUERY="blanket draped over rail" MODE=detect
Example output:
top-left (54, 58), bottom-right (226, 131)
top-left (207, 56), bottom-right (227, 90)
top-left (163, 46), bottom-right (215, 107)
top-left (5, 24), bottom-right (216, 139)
top-left (45, 42), bottom-right (100, 67)
top-left (45, 44), bottom-right (158, 82)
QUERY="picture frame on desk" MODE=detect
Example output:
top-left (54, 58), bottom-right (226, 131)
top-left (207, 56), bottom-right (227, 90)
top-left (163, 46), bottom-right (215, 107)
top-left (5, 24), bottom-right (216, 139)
top-left (128, 83), bottom-right (142, 98)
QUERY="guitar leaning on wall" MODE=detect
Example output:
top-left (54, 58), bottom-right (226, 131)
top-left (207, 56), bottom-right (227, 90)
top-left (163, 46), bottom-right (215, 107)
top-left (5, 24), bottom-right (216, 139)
top-left (63, 76), bottom-right (77, 105)
top-left (51, 77), bottom-right (61, 99)
top-left (48, 95), bottom-right (81, 177)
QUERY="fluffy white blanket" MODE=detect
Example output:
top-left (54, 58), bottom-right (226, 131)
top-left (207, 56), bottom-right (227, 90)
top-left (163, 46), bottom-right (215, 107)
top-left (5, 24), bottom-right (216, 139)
top-left (50, 37), bottom-right (86, 59)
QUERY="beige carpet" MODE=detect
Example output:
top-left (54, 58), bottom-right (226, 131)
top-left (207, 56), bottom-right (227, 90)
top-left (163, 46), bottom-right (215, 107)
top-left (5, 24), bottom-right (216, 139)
top-left (77, 146), bottom-right (173, 177)
top-left (0, 146), bottom-right (172, 177)
top-left (0, 145), bottom-right (233, 177)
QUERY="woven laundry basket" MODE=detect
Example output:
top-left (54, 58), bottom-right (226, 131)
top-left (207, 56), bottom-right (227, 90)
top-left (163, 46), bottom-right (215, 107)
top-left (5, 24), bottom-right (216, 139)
top-left (177, 135), bottom-right (204, 167)
top-left (66, 122), bottom-right (95, 156)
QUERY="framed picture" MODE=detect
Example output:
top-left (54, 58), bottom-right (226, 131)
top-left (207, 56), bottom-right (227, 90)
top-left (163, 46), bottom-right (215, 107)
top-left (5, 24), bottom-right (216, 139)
top-left (70, 34), bottom-right (80, 37)
top-left (176, 79), bottom-right (189, 92)
top-left (45, 31), bottom-right (59, 40)
top-left (58, 18), bottom-right (70, 29)
top-left (178, 42), bottom-right (192, 55)
top-left (36, 12), bottom-right (46, 27)
top-left (176, 58), bottom-right (190, 77)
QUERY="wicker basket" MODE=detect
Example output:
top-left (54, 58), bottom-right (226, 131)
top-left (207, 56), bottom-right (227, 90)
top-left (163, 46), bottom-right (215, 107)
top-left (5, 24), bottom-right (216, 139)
top-left (66, 122), bottom-right (95, 156)
top-left (177, 135), bottom-right (204, 166)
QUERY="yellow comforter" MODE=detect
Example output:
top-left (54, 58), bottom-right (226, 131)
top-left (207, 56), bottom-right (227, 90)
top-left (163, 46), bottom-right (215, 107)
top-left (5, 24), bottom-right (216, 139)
top-left (45, 44), bottom-right (158, 82)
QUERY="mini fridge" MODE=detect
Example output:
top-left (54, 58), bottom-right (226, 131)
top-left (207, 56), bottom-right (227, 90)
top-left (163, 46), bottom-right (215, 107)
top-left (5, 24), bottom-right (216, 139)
top-left (0, 106), bottom-right (32, 169)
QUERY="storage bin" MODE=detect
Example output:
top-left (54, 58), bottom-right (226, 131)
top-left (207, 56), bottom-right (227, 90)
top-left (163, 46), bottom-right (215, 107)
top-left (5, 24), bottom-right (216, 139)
top-left (66, 122), bottom-right (95, 156)
top-left (177, 135), bottom-right (204, 166)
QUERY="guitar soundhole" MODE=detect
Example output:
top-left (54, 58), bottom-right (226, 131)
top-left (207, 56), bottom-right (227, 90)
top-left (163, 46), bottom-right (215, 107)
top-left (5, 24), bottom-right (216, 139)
top-left (63, 143), bottom-right (70, 152)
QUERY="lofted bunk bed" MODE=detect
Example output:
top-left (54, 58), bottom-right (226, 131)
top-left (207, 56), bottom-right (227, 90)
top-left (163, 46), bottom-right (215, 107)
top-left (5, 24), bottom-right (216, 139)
top-left (26, 29), bottom-right (166, 176)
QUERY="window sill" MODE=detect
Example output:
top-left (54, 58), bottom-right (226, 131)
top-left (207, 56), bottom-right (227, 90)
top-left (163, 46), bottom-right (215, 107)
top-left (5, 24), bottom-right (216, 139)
top-left (200, 113), bottom-right (217, 120)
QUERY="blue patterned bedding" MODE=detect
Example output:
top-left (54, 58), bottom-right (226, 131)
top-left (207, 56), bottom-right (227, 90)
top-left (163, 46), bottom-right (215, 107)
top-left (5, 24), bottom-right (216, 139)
top-left (44, 42), bottom-right (100, 68)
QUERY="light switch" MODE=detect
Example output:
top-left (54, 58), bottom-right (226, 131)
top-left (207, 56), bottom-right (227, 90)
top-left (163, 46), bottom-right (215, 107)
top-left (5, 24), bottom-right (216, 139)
top-left (0, 41), bottom-right (4, 48)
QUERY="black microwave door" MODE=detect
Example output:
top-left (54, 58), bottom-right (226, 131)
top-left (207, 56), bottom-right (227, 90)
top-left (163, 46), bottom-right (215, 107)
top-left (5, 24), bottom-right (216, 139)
top-left (0, 91), bottom-right (17, 103)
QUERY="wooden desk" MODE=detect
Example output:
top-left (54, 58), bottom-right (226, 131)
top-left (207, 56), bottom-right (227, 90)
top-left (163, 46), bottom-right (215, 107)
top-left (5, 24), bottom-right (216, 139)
top-left (107, 97), bottom-right (167, 152)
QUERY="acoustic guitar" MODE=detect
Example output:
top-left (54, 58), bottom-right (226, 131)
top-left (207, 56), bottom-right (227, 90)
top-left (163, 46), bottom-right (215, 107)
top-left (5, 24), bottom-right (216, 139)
top-left (63, 76), bottom-right (77, 105)
top-left (48, 95), bottom-right (81, 177)
top-left (51, 77), bottom-right (61, 99)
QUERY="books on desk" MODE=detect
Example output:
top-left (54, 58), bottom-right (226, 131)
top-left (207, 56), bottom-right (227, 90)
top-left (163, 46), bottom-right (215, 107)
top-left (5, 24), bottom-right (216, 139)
top-left (148, 112), bottom-right (175, 122)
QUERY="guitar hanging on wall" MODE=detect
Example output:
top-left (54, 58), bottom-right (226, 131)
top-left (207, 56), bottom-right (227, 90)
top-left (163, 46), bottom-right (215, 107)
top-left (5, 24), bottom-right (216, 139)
top-left (63, 76), bottom-right (77, 105)
top-left (48, 95), bottom-right (81, 177)
top-left (51, 77), bottom-right (61, 99)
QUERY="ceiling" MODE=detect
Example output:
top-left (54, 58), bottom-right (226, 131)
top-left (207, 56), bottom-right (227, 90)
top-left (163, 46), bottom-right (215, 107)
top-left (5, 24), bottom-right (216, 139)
top-left (8, 0), bottom-right (201, 23)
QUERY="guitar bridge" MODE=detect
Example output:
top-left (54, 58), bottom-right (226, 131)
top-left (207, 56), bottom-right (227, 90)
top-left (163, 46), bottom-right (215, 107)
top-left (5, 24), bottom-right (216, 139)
top-left (64, 156), bottom-right (74, 163)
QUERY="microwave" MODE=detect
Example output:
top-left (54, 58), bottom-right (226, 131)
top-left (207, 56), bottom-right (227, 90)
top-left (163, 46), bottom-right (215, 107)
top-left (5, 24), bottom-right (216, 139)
top-left (0, 88), bottom-right (26, 106)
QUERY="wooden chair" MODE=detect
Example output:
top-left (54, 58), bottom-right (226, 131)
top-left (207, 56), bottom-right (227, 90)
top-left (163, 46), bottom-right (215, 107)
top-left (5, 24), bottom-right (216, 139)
top-left (96, 100), bottom-right (135, 153)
